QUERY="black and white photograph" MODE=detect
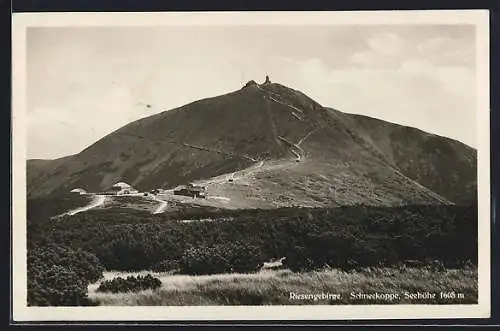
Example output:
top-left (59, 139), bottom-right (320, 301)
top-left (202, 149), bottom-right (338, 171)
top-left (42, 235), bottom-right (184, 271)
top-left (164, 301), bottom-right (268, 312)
top-left (12, 10), bottom-right (490, 321)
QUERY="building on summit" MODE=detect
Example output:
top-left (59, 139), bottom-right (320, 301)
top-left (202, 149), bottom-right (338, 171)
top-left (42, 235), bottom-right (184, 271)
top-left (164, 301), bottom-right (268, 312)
top-left (244, 80), bottom-right (258, 88)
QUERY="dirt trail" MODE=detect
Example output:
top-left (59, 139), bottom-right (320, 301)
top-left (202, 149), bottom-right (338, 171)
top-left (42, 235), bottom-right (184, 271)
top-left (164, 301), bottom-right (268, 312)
top-left (268, 96), bottom-right (305, 115)
top-left (231, 160), bottom-right (264, 180)
top-left (151, 196), bottom-right (168, 214)
top-left (66, 194), bottom-right (107, 216)
top-left (257, 86), bottom-right (308, 162)
top-left (263, 94), bottom-right (281, 146)
top-left (179, 142), bottom-right (257, 162)
top-left (278, 136), bottom-right (304, 161)
top-left (297, 128), bottom-right (318, 147)
top-left (180, 85), bottom-right (310, 194)
top-left (118, 132), bottom-right (257, 162)
top-left (197, 160), bottom-right (265, 186)
top-left (257, 85), bottom-right (305, 115)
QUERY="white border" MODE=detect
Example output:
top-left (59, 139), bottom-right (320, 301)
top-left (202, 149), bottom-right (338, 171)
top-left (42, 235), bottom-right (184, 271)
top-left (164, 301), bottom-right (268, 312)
top-left (11, 10), bottom-right (491, 322)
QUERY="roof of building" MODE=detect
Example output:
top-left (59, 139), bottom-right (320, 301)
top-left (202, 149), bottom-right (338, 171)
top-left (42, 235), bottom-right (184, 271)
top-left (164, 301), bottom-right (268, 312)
top-left (174, 185), bottom-right (205, 192)
top-left (187, 183), bottom-right (206, 188)
top-left (70, 188), bottom-right (86, 193)
top-left (112, 182), bottom-right (132, 189)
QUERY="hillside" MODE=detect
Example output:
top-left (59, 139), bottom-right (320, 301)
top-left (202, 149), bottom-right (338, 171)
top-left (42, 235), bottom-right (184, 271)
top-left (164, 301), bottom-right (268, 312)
top-left (328, 110), bottom-right (477, 205)
top-left (26, 78), bottom-right (476, 207)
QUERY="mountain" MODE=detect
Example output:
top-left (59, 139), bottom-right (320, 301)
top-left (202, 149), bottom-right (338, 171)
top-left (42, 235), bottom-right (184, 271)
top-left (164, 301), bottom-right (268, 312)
top-left (26, 78), bottom-right (477, 208)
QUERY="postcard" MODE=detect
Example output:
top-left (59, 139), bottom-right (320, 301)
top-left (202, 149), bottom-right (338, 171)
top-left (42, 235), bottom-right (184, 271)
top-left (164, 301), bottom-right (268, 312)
top-left (11, 10), bottom-right (490, 321)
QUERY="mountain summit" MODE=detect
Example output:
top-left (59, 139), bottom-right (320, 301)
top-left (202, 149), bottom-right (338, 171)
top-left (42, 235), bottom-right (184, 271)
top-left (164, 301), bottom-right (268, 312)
top-left (27, 79), bottom-right (477, 207)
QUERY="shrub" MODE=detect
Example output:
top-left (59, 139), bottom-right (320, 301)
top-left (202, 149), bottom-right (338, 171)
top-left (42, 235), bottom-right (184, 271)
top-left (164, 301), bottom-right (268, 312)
top-left (96, 274), bottom-right (162, 293)
top-left (27, 245), bottom-right (103, 306)
top-left (28, 265), bottom-right (98, 306)
top-left (227, 242), bottom-right (265, 273)
top-left (179, 246), bottom-right (231, 275)
top-left (152, 258), bottom-right (180, 272)
top-left (28, 245), bottom-right (104, 283)
top-left (28, 203), bottom-right (477, 274)
top-left (179, 242), bottom-right (265, 275)
top-left (283, 245), bottom-right (316, 272)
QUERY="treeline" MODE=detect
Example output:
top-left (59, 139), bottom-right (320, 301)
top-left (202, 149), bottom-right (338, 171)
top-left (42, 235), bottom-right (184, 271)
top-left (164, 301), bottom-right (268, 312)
top-left (27, 195), bottom-right (92, 221)
top-left (28, 204), bottom-right (477, 277)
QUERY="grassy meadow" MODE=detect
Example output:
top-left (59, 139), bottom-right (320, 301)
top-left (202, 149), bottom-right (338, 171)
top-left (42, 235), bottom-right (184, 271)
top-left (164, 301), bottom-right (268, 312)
top-left (88, 267), bottom-right (477, 306)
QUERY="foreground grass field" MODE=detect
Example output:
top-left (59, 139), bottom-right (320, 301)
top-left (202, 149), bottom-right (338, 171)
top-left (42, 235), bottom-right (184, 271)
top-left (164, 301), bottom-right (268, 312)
top-left (88, 267), bottom-right (477, 306)
top-left (28, 203), bottom-right (477, 306)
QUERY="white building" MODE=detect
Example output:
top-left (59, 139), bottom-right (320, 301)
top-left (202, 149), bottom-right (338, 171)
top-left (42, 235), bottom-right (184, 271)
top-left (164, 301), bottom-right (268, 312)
top-left (70, 188), bottom-right (87, 195)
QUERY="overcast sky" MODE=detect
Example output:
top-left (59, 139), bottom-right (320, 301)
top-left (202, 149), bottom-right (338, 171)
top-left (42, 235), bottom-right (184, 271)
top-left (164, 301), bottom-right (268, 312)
top-left (27, 25), bottom-right (476, 159)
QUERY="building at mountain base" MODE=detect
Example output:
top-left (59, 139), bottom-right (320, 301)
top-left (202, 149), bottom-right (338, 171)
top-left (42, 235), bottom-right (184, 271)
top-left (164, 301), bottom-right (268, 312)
top-left (173, 183), bottom-right (207, 198)
top-left (93, 182), bottom-right (140, 196)
top-left (70, 188), bottom-right (87, 195)
top-left (110, 182), bottom-right (139, 195)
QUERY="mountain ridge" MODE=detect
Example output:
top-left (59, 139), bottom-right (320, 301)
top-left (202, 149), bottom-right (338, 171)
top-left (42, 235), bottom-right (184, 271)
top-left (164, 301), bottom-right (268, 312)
top-left (27, 79), bottom-right (477, 207)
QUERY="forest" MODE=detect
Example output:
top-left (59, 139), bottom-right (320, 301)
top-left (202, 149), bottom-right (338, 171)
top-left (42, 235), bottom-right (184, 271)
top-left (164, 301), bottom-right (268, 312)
top-left (27, 199), bottom-right (477, 306)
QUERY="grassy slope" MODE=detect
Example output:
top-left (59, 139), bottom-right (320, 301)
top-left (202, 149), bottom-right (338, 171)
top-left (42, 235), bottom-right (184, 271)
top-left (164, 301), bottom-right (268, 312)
top-left (330, 110), bottom-right (477, 204)
top-left (27, 194), bottom-right (93, 220)
top-left (88, 267), bottom-right (477, 306)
